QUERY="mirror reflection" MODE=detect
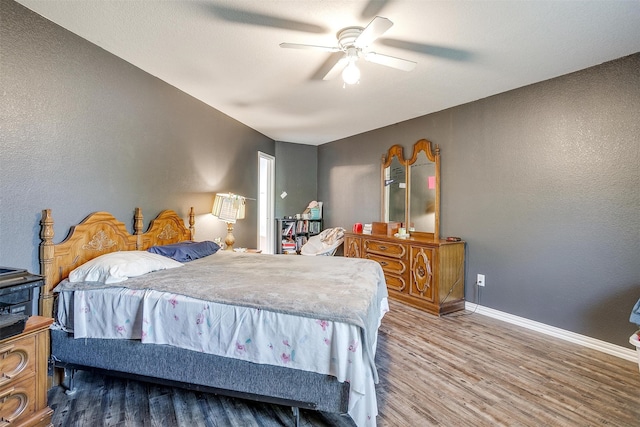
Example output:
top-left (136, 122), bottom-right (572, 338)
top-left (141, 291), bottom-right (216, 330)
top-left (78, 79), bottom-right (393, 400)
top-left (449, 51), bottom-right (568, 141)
top-left (384, 154), bottom-right (406, 224)
top-left (381, 139), bottom-right (440, 238)
top-left (409, 150), bottom-right (436, 233)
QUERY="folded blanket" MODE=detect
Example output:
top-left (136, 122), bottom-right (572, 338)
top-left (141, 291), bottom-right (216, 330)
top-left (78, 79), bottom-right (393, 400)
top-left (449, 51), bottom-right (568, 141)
top-left (630, 298), bottom-right (640, 325)
top-left (320, 227), bottom-right (345, 245)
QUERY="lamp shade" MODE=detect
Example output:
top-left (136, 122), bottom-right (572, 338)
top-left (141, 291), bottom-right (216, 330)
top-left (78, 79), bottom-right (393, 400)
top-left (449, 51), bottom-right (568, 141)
top-left (212, 193), bottom-right (245, 223)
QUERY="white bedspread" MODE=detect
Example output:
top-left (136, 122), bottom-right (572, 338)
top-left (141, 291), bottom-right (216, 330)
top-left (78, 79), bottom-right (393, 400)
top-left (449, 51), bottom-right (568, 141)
top-left (55, 252), bottom-right (388, 427)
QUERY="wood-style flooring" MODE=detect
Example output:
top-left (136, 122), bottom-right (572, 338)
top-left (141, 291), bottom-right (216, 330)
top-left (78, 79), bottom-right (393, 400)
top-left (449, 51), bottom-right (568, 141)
top-left (48, 300), bottom-right (640, 426)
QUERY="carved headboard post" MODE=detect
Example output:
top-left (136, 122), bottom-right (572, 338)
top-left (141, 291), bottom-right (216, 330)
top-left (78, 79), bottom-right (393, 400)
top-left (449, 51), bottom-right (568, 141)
top-left (134, 207), bottom-right (144, 250)
top-left (189, 207), bottom-right (195, 240)
top-left (39, 209), bottom-right (55, 318)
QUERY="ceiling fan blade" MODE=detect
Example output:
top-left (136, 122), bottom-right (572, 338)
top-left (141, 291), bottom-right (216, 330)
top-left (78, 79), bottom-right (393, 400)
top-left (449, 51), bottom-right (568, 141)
top-left (322, 57), bottom-right (349, 81)
top-left (379, 38), bottom-right (474, 61)
top-left (364, 52), bottom-right (416, 71)
top-left (310, 52), bottom-right (346, 80)
top-left (360, 0), bottom-right (392, 20)
top-left (280, 42), bottom-right (341, 53)
top-left (207, 5), bottom-right (326, 33)
top-left (355, 16), bottom-right (393, 48)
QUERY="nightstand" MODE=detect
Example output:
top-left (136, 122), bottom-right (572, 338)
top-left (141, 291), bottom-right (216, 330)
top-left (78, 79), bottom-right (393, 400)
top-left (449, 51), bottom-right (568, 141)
top-left (0, 316), bottom-right (54, 426)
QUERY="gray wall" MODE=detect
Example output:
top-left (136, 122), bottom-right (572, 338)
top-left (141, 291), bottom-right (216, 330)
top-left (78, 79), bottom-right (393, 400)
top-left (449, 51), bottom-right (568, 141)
top-left (3, 0), bottom-right (638, 350)
top-left (275, 141), bottom-right (318, 219)
top-left (0, 1), bottom-right (275, 272)
top-left (319, 53), bottom-right (640, 348)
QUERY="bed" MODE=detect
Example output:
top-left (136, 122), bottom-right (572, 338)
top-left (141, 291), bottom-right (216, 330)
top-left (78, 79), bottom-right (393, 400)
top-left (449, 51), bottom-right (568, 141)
top-left (39, 207), bottom-right (389, 427)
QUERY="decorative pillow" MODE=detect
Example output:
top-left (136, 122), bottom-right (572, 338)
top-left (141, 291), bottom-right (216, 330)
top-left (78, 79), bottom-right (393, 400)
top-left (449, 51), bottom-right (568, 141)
top-left (68, 251), bottom-right (183, 284)
top-left (147, 240), bottom-right (220, 262)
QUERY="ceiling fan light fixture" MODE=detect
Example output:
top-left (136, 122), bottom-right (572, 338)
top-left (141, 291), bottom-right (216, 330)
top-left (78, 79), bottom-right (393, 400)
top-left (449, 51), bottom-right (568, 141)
top-left (342, 60), bottom-right (360, 85)
top-left (280, 16), bottom-right (416, 84)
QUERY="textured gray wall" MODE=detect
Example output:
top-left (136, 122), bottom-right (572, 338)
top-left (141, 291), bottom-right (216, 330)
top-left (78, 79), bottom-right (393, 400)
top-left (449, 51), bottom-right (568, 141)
top-left (319, 53), bottom-right (640, 348)
top-left (0, 1), bottom-right (274, 271)
top-left (275, 141), bottom-right (318, 219)
top-left (2, 0), bottom-right (638, 349)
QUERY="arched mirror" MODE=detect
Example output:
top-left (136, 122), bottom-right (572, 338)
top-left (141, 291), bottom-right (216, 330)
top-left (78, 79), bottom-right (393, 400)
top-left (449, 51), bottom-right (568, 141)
top-left (381, 139), bottom-right (440, 238)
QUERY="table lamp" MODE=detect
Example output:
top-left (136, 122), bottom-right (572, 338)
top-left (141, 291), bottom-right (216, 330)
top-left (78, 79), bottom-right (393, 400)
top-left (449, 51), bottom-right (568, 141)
top-left (211, 193), bottom-right (246, 250)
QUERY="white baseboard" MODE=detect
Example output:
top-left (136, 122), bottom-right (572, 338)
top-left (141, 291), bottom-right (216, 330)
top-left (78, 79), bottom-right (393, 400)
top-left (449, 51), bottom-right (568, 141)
top-left (465, 302), bottom-right (638, 363)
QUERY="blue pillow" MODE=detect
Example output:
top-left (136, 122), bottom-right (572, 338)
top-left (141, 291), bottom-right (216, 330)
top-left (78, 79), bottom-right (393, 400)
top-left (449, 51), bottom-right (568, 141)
top-left (147, 240), bottom-right (220, 262)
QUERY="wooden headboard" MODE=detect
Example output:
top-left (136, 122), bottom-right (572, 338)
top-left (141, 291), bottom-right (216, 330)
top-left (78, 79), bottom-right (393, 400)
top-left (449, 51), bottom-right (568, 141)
top-left (39, 207), bottom-right (195, 318)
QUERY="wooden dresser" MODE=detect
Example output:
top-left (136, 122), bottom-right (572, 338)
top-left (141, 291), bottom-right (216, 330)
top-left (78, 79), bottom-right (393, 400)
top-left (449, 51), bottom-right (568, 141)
top-left (0, 316), bottom-right (53, 427)
top-left (345, 232), bottom-right (465, 315)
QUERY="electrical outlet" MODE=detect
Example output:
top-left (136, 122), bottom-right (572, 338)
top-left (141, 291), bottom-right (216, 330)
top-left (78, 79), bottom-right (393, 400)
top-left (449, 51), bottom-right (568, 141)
top-left (477, 274), bottom-right (485, 287)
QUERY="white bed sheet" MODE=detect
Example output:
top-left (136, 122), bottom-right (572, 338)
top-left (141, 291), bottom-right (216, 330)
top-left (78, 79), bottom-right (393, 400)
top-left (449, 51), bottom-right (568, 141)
top-left (55, 287), bottom-right (389, 427)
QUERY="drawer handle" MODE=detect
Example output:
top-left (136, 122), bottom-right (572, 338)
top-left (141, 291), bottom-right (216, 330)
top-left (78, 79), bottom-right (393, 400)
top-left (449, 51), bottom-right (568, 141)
top-left (0, 387), bottom-right (28, 425)
top-left (378, 245), bottom-right (388, 250)
top-left (0, 387), bottom-right (15, 402)
top-left (0, 348), bottom-right (28, 384)
top-left (0, 344), bottom-right (15, 357)
top-left (0, 375), bottom-right (12, 387)
top-left (0, 344), bottom-right (16, 387)
top-left (379, 261), bottom-right (388, 266)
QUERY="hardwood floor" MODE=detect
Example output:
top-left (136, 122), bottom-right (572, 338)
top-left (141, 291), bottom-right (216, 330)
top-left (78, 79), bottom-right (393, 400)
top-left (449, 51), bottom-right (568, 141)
top-left (48, 300), bottom-right (640, 426)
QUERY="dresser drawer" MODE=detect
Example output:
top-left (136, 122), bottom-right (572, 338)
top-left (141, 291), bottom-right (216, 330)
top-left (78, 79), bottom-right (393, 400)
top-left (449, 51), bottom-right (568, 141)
top-left (363, 239), bottom-right (407, 259)
top-left (0, 374), bottom-right (37, 426)
top-left (0, 335), bottom-right (35, 388)
top-left (383, 273), bottom-right (407, 293)
top-left (366, 253), bottom-right (407, 277)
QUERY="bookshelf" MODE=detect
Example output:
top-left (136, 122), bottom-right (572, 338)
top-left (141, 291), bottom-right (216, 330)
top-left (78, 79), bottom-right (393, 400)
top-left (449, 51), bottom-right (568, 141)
top-left (276, 218), bottom-right (323, 254)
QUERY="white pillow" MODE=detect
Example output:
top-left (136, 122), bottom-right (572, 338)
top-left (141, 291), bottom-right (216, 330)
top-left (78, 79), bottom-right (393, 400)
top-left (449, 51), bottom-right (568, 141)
top-left (68, 251), bottom-right (183, 284)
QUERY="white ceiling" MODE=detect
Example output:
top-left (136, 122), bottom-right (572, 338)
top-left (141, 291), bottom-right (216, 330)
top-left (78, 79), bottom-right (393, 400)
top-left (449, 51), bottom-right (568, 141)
top-left (15, 0), bottom-right (640, 145)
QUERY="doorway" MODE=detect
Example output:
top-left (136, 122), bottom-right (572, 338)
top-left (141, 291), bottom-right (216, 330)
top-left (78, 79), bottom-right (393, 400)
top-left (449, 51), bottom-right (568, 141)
top-left (258, 152), bottom-right (275, 253)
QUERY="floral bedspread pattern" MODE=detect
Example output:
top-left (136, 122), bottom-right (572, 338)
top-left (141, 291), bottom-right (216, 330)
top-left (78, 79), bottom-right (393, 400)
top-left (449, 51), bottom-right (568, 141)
top-left (55, 252), bottom-right (389, 427)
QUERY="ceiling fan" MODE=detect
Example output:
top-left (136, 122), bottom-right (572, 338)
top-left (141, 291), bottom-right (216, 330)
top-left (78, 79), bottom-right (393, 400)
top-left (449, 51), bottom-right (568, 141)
top-left (280, 16), bottom-right (416, 85)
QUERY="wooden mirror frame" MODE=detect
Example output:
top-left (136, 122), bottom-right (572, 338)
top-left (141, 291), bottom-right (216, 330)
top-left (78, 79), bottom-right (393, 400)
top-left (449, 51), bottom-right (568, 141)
top-left (380, 145), bottom-right (407, 227)
top-left (381, 139), bottom-right (440, 238)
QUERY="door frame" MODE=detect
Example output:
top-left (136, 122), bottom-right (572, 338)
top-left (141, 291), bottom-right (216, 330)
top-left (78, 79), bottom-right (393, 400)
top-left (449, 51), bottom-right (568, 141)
top-left (258, 152), bottom-right (275, 254)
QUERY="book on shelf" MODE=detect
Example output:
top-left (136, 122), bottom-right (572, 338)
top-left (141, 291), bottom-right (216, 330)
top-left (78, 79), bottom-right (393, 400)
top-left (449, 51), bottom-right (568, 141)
top-left (309, 221), bottom-right (321, 234)
top-left (295, 235), bottom-right (308, 250)
top-left (281, 222), bottom-right (294, 240)
top-left (296, 220), bottom-right (310, 234)
top-left (282, 241), bottom-right (296, 250)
